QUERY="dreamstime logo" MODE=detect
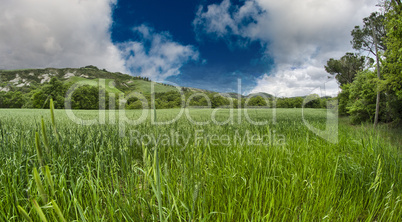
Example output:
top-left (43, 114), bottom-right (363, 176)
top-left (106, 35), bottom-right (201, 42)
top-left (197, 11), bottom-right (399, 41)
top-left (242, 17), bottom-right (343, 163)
top-left (63, 78), bottom-right (338, 143)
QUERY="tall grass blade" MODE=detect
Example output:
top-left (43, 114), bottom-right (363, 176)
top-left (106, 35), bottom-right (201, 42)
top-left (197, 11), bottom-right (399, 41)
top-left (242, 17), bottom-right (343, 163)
top-left (41, 117), bottom-right (50, 153)
top-left (33, 167), bottom-right (47, 204)
top-left (153, 147), bottom-right (163, 221)
top-left (32, 199), bottom-right (48, 222)
top-left (44, 166), bottom-right (55, 196)
top-left (49, 98), bottom-right (60, 143)
top-left (152, 97), bottom-right (157, 123)
top-left (74, 198), bottom-right (87, 222)
top-left (370, 155), bottom-right (383, 192)
top-left (35, 132), bottom-right (44, 167)
top-left (17, 205), bottom-right (33, 222)
top-left (51, 200), bottom-right (66, 222)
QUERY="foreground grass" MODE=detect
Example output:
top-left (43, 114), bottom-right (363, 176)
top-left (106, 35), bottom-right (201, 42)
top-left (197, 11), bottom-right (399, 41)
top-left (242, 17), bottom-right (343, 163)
top-left (0, 108), bottom-right (401, 221)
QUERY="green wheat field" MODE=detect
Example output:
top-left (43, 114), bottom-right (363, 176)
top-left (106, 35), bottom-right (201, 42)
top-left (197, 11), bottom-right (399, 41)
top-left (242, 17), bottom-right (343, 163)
top-left (0, 107), bottom-right (401, 221)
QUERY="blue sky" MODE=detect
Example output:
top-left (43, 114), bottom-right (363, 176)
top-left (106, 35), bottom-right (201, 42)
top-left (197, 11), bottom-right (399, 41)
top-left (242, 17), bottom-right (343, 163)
top-left (111, 0), bottom-right (272, 93)
top-left (0, 0), bottom-right (378, 96)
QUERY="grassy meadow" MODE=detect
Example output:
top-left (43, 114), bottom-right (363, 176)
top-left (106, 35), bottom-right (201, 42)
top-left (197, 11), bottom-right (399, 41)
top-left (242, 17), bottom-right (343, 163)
top-left (0, 107), bottom-right (401, 221)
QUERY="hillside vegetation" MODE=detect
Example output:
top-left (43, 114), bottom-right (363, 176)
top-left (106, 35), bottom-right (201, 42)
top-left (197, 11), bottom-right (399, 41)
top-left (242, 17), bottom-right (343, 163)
top-left (0, 66), bottom-right (334, 110)
top-left (0, 65), bottom-right (175, 95)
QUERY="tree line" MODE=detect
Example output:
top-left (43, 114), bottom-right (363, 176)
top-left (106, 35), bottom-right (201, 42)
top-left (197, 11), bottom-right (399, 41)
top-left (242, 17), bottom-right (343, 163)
top-left (0, 76), bottom-right (331, 109)
top-left (325, 0), bottom-right (402, 125)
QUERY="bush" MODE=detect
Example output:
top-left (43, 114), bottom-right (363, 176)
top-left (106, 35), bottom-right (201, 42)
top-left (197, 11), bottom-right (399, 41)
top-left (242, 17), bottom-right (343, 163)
top-left (338, 84), bottom-right (351, 116)
top-left (347, 70), bottom-right (386, 124)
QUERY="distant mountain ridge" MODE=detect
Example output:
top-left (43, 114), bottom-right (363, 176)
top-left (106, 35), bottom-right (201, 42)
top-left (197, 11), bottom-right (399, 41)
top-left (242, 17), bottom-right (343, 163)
top-left (0, 66), bottom-right (260, 98)
top-left (0, 66), bottom-right (334, 110)
top-left (0, 66), bottom-right (335, 100)
top-left (0, 66), bottom-right (176, 94)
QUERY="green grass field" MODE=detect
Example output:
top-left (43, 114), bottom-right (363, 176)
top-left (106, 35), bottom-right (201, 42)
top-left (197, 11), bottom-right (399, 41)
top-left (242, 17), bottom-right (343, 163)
top-left (0, 108), bottom-right (401, 221)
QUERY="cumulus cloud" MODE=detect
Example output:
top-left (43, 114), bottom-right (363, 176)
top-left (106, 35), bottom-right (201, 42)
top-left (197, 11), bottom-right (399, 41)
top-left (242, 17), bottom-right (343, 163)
top-left (119, 25), bottom-right (199, 81)
top-left (193, 0), bottom-right (263, 47)
top-left (194, 0), bottom-right (379, 96)
top-left (0, 0), bottom-right (127, 72)
top-left (252, 64), bottom-right (340, 97)
top-left (0, 0), bottom-right (198, 81)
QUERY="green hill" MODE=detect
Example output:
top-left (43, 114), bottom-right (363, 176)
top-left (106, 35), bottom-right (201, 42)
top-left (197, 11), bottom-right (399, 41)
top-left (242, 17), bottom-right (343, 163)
top-left (0, 65), bottom-right (333, 109)
top-left (0, 65), bottom-right (177, 95)
top-left (67, 76), bottom-right (123, 94)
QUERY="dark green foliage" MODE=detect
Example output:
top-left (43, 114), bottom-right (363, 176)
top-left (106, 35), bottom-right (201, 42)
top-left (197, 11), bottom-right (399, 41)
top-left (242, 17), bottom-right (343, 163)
top-left (70, 85), bottom-right (108, 110)
top-left (338, 84), bottom-right (351, 116)
top-left (383, 2), bottom-right (402, 123)
top-left (325, 53), bottom-right (368, 86)
top-left (332, 3), bottom-right (402, 124)
top-left (383, 92), bottom-right (402, 123)
top-left (276, 97), bottom-right (303, 108)
top-left (303, 94), bottom-right (322, 108)
top-left (0, 91), bottom-right (27, 108)
top-left (155, 91), bottom-right (182, 108)
top-left (127, 99), bottom-right (145, 109)
top-left (32, 77), bottom-right (66, 108)
top-left (246, 96), bottom-right (268, 107)
top-left (347, 70), bottom-right (383, 124)
top-left (343, 69), bottom-right (393, 125)
top-left (187, 94), bottom-right (210, 107)
top-left (211, 94), bottom-right (230, 108)
top-left (83, 65), bottom-right (99, 70)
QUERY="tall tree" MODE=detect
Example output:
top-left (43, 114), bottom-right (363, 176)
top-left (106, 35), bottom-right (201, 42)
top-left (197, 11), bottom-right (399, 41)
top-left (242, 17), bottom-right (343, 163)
top-left (325, 53), bottom-right (368, 86)
top-left (384, 0), bottom-right (402, 99)
top-left (372, 20), bottom-right (382, 126)
top-left (383, 0), bottom-right (402, 122)
top-left (351, 11), bottom-right (387, 126)
top-left (351, 12), bottom-right (387, 56)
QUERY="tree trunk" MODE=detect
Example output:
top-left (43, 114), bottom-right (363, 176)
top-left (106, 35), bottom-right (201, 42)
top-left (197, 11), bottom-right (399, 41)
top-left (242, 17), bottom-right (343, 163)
top-left (372, 21), bottom-right (381, 127)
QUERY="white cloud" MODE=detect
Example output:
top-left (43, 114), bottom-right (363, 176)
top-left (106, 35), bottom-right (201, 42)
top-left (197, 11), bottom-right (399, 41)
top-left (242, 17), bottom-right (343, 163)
top-left (0, 0), bottom-right (198, 81)
top-left (193, 0), bottom-right (262, 47)
top-left (252, 64), bottom-right (340, 97)
top-left (119, 25), bottom-right (199, 81)
top-left (194, 0), bottom-right (238, 37)
top-left (0, 0), bottom-right (127, 73)
top-left (194, 0), bottom-right (379, 96)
